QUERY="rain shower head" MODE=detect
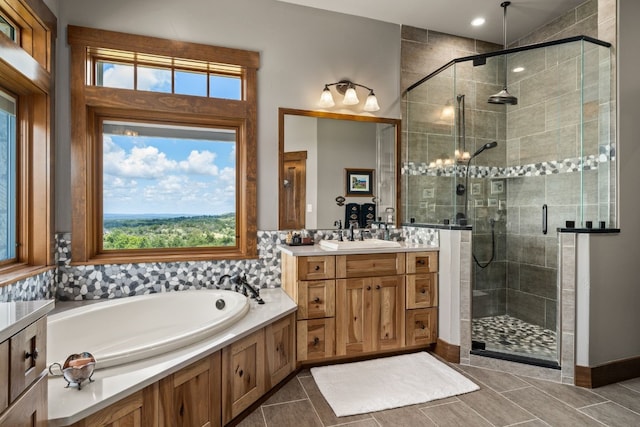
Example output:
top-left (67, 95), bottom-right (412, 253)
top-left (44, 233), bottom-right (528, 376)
top-left (488, 1), bottom-right (518, 105)
top-left (488, 88), bottom-right (518, 105)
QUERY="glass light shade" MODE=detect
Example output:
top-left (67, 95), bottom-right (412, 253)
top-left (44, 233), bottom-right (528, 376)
top-left (342, 87), bottom-right (359, 105)
top-left (363, 93), bottom-right (380, 112)
top-left (319, 87), bottom-right (335, 108)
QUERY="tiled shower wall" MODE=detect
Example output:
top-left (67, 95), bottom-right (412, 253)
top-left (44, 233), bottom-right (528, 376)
top-left (0, 227), bottom-right (438, 302)
top-left (402, 0), bottom-right (614, 331)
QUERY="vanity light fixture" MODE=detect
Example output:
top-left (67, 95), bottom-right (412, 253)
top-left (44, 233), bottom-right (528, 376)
top-left (319, 80), bottom-right (380, 112)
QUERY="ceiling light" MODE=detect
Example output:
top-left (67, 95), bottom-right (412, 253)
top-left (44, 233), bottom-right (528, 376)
top-left (318, 80), bottom-right (380, 112)
top-left (512, 66), bottom-right (525, 73)
top-left (471, 17), bottom-right (485, 26)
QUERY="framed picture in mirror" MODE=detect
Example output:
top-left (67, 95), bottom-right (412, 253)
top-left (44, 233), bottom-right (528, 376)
top-left (346, 168), bottom-right (374, 196)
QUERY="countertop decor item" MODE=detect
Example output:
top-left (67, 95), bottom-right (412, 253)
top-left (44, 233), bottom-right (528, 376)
top-left (49, 352), bottom-right (96, 390)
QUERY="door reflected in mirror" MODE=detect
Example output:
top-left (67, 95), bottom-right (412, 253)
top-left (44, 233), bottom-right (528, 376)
top-left (278, 108), bottom-right (400, 230)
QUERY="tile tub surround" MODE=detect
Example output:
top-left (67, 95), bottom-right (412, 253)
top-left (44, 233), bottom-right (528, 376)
top-left (55, 227), bottom-right (438, 301)
top-left (47, 288), bottom-right (297, 426)
top-left (0, 268), bottom-right (55, 302)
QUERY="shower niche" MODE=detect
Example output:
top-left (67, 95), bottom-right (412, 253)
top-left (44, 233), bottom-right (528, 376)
top-left (403, 36), bottom-right (614, 366)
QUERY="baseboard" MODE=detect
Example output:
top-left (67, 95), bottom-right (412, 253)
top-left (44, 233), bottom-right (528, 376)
top-left (434, 338), bottom-right (460, 363)
top-left (576, 355), bottom-right (640, 388)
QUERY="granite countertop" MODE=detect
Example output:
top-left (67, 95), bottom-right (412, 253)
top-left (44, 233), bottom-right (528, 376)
top-left (278, 241), bottom-right (439, 256)
top-left (47, 288), bottom-right (296, 426)
top-left (0, 299), bottom-right (55, 342)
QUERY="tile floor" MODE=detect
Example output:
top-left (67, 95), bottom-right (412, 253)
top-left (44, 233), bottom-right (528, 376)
top-left (472, 315), bottom-right (557, 361)
top-left (237, 354), bottom-right (640, 427)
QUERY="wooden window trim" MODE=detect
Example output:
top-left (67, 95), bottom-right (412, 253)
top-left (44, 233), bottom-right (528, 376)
top-left (0, 0), bottom-right (55, 287)
top-left (68, 26), bottom-right (259, 265)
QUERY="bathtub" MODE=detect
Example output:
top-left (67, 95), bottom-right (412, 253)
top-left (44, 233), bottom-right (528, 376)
top-left (47, 290), bottom-right (250, 370)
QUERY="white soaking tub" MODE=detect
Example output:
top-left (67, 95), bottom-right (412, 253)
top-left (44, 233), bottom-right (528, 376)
top-left (47, 290), bottom-right (249, 369)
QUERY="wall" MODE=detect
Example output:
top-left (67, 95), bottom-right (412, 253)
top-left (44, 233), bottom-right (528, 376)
top-left (584, 0), bottom-right (640, 366)
top-left (55, 0), bottom-right (401, 233)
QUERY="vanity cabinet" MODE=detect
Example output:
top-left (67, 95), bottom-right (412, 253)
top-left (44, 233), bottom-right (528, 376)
top-left (0, 315), bottom-right (48, 426)
top-left (282, 248), bottom-right (437, 364)
top-left (265, 313), bottom-right (295, 388)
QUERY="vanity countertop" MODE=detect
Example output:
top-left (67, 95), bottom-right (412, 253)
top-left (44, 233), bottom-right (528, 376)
top-left (47, 288), bottom-right (297, 426)
top-left (0, 299), bottom-right (54, 342)
top-left (278, 241), bottom-right (439, 256)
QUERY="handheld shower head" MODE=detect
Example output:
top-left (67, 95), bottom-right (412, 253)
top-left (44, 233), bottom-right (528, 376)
top-left (470, 141), bottom-right (498, 160)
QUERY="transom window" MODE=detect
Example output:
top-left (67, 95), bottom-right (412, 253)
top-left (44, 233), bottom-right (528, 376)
top-left (69, 25), bottom-right (259, 264)
top-left (91, 48), bottom-right (242, 100)
top-left (0, 14), bottom-right (17, 42)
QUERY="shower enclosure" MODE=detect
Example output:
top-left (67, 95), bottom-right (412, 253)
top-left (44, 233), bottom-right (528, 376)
top-left (404, 36), bottom-right (614, 366)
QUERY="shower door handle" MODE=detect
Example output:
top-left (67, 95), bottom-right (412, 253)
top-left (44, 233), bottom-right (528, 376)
top-left (542, 204), bottom-right (548, 235)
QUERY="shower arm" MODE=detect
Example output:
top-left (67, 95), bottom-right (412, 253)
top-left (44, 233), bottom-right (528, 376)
top-left (501, 1), bottom-right (509, 90)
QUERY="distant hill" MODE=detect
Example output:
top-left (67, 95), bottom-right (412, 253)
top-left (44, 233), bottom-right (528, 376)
top-left (103, 213), bottom-right (236, 249)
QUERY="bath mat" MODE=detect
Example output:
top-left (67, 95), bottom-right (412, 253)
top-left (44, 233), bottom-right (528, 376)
top-left (310, 352), bottom-right (479, 417)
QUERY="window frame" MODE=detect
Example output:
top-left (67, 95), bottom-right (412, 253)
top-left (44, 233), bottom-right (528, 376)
top-left (68, 25), bottom-right (259, 265)
top-left (0, 0), bottom-right (55, 287)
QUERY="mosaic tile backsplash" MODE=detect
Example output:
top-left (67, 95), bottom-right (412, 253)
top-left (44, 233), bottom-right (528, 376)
top-left (53, 227), bottom-right (438, 301)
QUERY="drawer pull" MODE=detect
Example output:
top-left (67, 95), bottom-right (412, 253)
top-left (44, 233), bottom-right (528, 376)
top-left (366, 286), bottom-right (371, 291)
top-left (314, 265), bottom-right (320, 271)
top-left (417, 259), bottom-right (426, 265)
top-left (313, 337), bottom-right (320, 346)
top-left (376, 285), bottom-right (381, 290)
top-left (416, 321), bottom-right (425, 330)
top-left (25, 348), bottom-right (39, 360)
top-left (420, 288), bottom-right (427, 294)
top-left (313, 297), bottom-right (321, 303)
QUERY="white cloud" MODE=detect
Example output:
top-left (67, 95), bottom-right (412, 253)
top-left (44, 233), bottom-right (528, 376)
top-left (104, 137), bottom-right (178, 179)
top-left (137, 67), bottom-right (171, 92)
top-left (102, 64), bottom-right (134, 89)
top-left (179, 150), bottom-right (219, 175)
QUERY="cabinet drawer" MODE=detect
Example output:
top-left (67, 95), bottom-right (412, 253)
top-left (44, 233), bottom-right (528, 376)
top-left (406, 308), bottom-right (437, 346)
top-left (298, 256), bottom-right (335, 280)
top-left (10, 316), bottom-right (46, 402)
top-left (296, 318), bottom-right (335, 361)
top-left (336, 253), bottom-right (405, 278)
top-left (406, 252), bottom-right (438, 274)
top-left (406, 273), bottom-right (438, 309)
top-left (298, 280), bottom-right (335, 319)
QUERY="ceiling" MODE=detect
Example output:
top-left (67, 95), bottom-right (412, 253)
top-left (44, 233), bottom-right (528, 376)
top-left (277, 0), bottom-right (587, 45)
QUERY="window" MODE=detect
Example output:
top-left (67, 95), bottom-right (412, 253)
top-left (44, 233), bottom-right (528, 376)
top-left (69, 26), bottom-right (259, 264)
top-left (0, 90), bottom-right (16, 265)
top-left (0, 0), bottom-right (55, 285)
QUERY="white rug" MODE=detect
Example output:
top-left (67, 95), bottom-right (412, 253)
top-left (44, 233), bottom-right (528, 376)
top-left (310, 352), bottom-right (479, 417)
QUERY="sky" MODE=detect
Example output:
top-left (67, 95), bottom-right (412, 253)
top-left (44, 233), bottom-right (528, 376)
top-left (101, 63), bottom-right (239, 217)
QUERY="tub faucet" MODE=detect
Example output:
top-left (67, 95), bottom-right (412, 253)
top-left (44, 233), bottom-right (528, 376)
top-left (217, 274), bottom-right (232, 289)
top-left (237, 275), bottom-right (265, 304)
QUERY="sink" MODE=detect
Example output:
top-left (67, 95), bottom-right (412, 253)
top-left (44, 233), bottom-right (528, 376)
top-left (319, 239), bottom-right (402, 251)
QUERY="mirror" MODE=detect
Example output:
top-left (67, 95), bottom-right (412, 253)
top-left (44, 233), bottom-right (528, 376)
top-left (278, 108), bottom-right (400, 230)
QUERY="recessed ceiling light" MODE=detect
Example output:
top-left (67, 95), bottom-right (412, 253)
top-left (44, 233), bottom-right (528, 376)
top-left (512, 66), bottom-right (525, 73)
top-left (471, 17), bottom-right (485, 26)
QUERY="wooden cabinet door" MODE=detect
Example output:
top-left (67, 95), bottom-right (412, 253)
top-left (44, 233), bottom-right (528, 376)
top-left (222, 329), bottom-right (265, 424)
top-left (10, 317), bottom-right (46, 402)
top-left (0, 372), bottom-right (47, 427)
top-left (265, 314), bottom-right (295, 388)
top-left (336, 278), bottom-right (373, 356)
top-left (372, 275), bottom-right (405, 351)
top-left (159, 353), bottom-right (221, 427)
top-left (406, 273), bottom-right (438, 309)
top-left (406, 308), bottom-right (438, 346)
top-left (70, 384), bottom-right (157, 427)
top-left (297, 280), bottom-right (335, 319)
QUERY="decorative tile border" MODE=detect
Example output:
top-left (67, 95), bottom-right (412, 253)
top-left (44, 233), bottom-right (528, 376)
top-left (0, 269), bottom-right (55, 302)
top-left (402, 148), bottom-right (615, 179)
